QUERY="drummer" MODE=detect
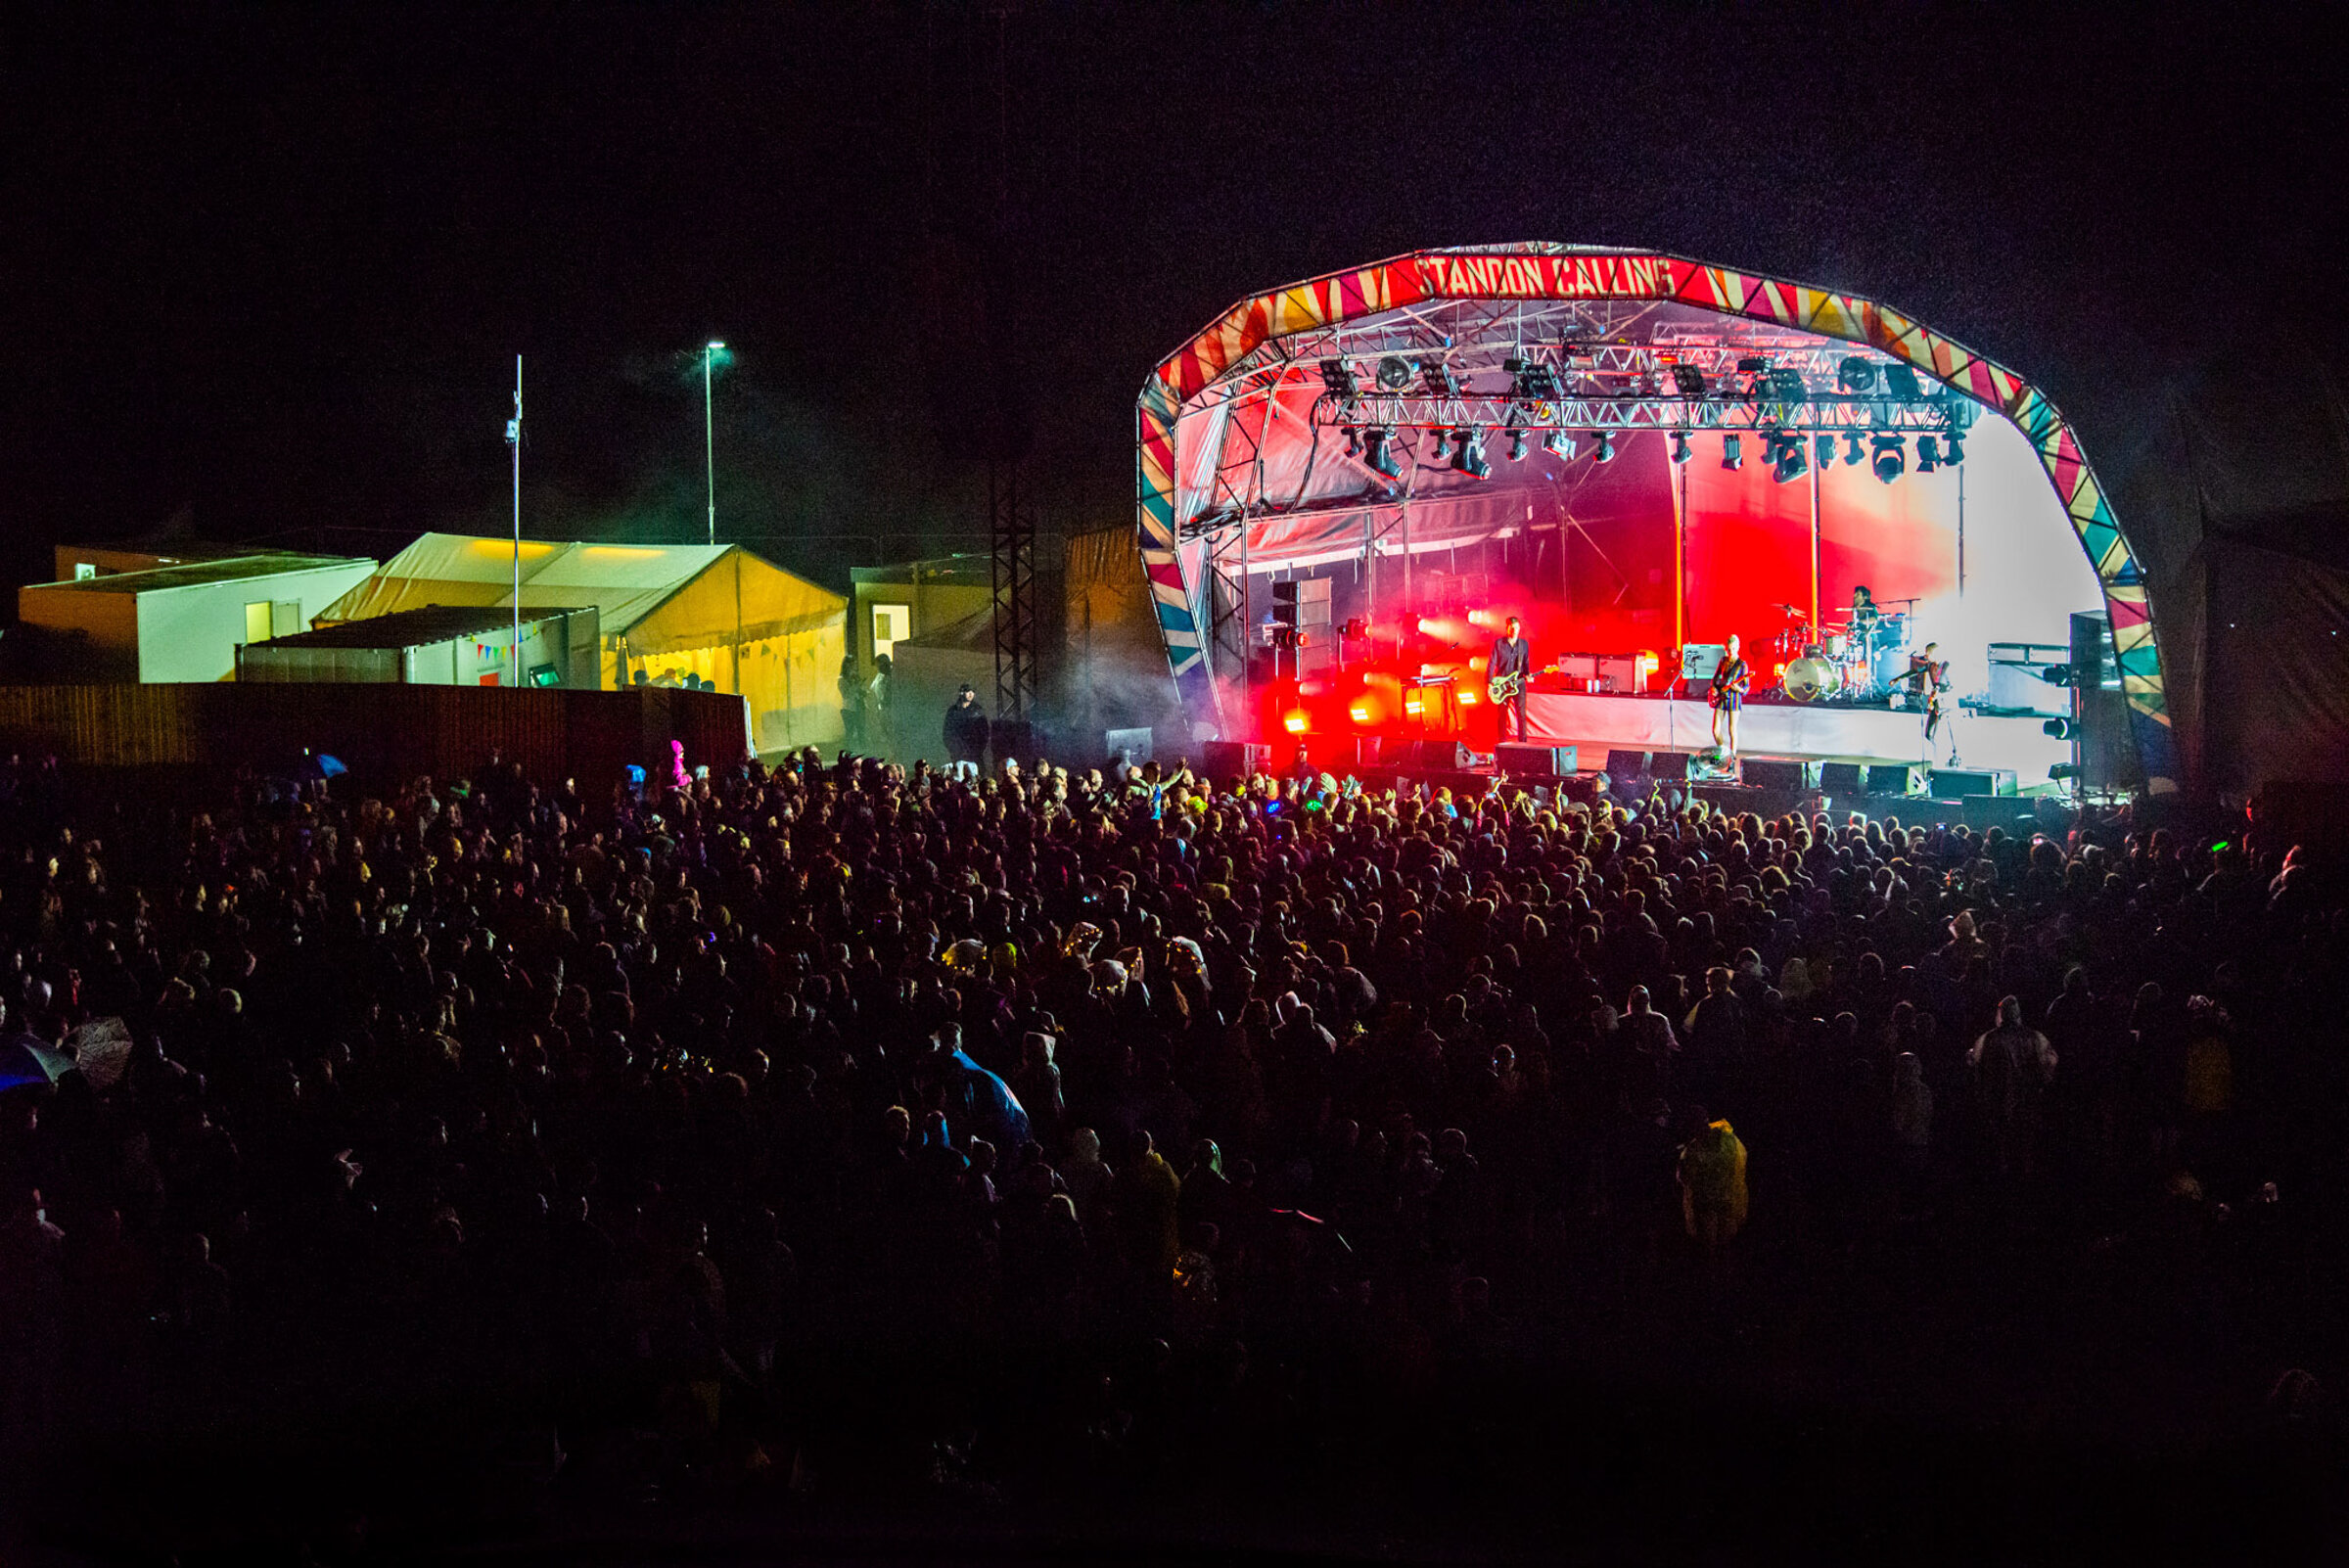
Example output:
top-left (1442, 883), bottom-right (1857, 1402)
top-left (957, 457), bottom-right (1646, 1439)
top-left (1848, 584), bottom-right (1880, 637)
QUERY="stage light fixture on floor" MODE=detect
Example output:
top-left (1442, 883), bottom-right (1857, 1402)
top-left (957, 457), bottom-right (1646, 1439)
top-left (1451, 429), bottom-right (1491, 479)
top-left (1870, 433), bottom-right (1906, 483)
top-left (1941, 430), bottom-right (1965, 465)
top-left (1837, 356), bottom-right (1878, 394)
top-left (1672, 364), bottom-right (1707, 398)
top-left (1671, 431), bottom-right (1692, 464)
top-left (1722, 434), bottom-right (1743, 470)
top-left (1843, 432), bottom-right (1866, 466)
top-left (1590, 431), bottom-right (1615, 463)
top-left (1543, 430), bottom-right (1576, 459)
top-left (1362, 426), bottom-right (1402, 479)
top-left (1916, 435), bottom-right (1941, 473)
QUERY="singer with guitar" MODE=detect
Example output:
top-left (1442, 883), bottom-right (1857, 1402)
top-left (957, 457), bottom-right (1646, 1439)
top-left (1488, 616), bottom-right (1532, 742)
top-left (1903, 640), bottom-right (1953, 760)
top-left (1708, 631), bottom-right (1751, 759)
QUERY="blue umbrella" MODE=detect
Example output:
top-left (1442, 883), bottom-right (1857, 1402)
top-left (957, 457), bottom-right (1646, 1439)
top-left (0, 1037), bottom-right (71, 1093)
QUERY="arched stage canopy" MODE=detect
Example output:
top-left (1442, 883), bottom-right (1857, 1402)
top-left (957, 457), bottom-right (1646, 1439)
top-left (1135, 245), bottom-right (2174, 786)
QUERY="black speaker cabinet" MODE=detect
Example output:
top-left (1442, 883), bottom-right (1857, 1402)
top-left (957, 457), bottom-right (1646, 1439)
top-left (1929, 767), bottom-right (2016, 798)
top-left (1649, 750), bottom-right (1693, 780)
top-left (1604, 749), bottom-right (1650, 779)
top-left (1381, 738), bottom-right (1473, 769)
top-left (1818, 761), bottom-right (1865, 795)
top-left (1865, 762), bottom-right (1927, 796)
top-left (1201, 740), bottom-right (1270, 779)
top-left (1497, 743), bottom-right (1577, 777)
top-left (1741, 758), bottom-right (1820, 791)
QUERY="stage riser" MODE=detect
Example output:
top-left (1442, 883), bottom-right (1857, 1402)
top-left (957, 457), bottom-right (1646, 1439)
top-left (1524, 692), bottom-right (2066, 779)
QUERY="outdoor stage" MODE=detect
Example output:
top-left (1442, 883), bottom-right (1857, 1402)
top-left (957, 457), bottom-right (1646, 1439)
top-left (1521, 691), bottom-right (2068, 780)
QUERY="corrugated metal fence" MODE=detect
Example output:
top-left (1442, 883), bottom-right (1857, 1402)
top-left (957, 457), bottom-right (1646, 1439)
top-left (0, 683), bottom-right (750, 785)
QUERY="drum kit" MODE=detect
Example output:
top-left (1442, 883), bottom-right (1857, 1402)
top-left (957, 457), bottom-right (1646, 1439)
top-left (1768, 600), bottom-right (1916, 704)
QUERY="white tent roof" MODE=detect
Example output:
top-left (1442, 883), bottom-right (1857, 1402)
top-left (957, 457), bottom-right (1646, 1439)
top-left (320, 533), bottom-right (798, 635)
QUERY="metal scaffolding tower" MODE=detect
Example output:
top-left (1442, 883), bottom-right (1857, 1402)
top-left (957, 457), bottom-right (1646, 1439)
top-left (990, 460), bottom-right (1037, 724)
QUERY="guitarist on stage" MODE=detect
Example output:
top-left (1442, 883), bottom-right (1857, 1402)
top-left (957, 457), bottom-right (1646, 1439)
top-left (1488, 615), bottom-right (1532, 742)
top-left (1708, 631), bottom-right (1751, 760)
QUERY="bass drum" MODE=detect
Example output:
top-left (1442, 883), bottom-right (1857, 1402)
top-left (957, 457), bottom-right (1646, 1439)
top-left (1781, 655), bottom-right (1843, 704)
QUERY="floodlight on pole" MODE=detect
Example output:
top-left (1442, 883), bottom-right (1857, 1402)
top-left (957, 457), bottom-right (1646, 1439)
top-left (507, 355), bottom-right (523, 679)
top-left (703, 341), bottom-right (724, 546)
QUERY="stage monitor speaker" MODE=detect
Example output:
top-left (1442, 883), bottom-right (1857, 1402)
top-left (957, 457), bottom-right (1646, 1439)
top-left (1930, 767), bottom-right (2016, 798)
top-left (1201, 740), bottom-right (1269, 780)
top-left (1741, 758), bottom-right (1819, 792)
top-left (1649, 750), bottom-right (1693, 780)
top-left (1818, 761), bottom-right (1865, 795)
top-left (1605, 749), bottom-right (1650, 779)
top-left (1381, 738), bottom-right (1472, 770)
top-left (1497, 743), bottom-right (1577, 777)
top-left (1308, 736), bottom-right (1374, 771)
top-left (1865, 762), bottom-right (1927, 797)
top-left (1104, 727), bottom-right (1154, 767)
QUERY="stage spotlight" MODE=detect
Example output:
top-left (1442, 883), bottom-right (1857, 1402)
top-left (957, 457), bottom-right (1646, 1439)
top-left (1424, 430), bottom-right (1454, 466)
top-left (2043, 716), bottom-right (2077, 740)
top-left (1376, 355), bottom-right (1414, 391)
top-left (1543, 430), bottom-right (1577, 459)
top-left (1507, 430), bottom-right (1528, 462)
top-left (1773, 433), bottom-right (1808, 484)
top-left (1836, 356), bottom-right (1878, 394)
top-left (1883, 363), bottom-right (1925, 401)
top-left (1343, 426), bottom-right (1362, 458)
top-left (1283, 711), bottom-right (1310, 734)
top-left (1870, 433), bottom-right (1906, 484)
top-left (1422, 360), bottom-right (1460, 397)
top-left (1451, 429), bottom-right (1491, 479)
top-left (1916, 436), bottom-right (1941, 474)
top-left (1670, 431), bottom-right (1692, 465)
top-left (1814, 434), bottom-right (1836, 466)
top-left (1671, 364), bottom-right (1708, 398)
top-left (1843, 432), bottom-right (1866, 466)
top-left (1590, 431), bottom-right (1616, 463)
top-left (1320, 359), bottom-right (1362, 400)
top-left (1362, 426), bottom-right (1402, 479)
top-left (1941, 430), bottom-right (1965, 465)
top-left (1722, 434), bottom-right (1743, 471)
top-left (1769, 368), bottom-right (1807, 403)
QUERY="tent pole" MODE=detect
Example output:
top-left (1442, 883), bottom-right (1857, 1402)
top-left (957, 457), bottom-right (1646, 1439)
top-left (1808, 447), bottom-right (1822, 638)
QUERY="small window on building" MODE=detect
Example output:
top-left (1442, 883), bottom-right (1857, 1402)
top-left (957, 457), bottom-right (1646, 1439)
top-left (872, 602), bottom-right (910, 662)
top-left (244, 601), bottom-right (273, 645)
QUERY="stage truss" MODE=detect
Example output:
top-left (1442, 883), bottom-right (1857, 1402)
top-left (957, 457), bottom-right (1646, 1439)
top-left (1134, 247), bottom-right (2174, 785)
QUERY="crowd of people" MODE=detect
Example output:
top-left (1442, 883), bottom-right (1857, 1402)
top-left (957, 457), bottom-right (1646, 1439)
top-left (1, 742), bottom-right (2344, 1552)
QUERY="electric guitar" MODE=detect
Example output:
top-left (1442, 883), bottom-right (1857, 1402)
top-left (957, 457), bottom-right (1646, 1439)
top-left (1488, 670), bottom-right (1524, 706)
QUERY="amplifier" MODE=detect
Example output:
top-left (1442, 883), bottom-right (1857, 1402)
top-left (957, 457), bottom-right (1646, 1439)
top-left (1596, 654), bottom-right (1644, 694)
top-left (1497, 743), bottom-right (1577, 777)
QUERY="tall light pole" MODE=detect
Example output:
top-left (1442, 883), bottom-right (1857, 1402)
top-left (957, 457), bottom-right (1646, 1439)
top-left (507, 354), bottom-right (523, 678)
top-left (703, 340), bottom-right (724, 546)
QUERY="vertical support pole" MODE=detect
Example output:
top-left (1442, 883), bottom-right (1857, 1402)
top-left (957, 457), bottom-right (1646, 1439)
top-left (510, 355), bottom-right (523, 683)
top-left (1239, 522), bottom-right (1251, 735)
top-left (1808, 446), bottom-right (1822, 637)
top-left (1957, 460), bottom-right (1967, 599)
top-left (1670, 439), bottom-right (1688, 652)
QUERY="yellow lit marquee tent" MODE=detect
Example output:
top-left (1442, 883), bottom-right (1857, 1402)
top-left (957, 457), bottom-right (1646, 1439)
top-left (321, 533), bottom-right (846, 753)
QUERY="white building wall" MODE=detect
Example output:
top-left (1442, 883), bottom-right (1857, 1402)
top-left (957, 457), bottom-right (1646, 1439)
top-left (134, 561), bottom-right (379, 682)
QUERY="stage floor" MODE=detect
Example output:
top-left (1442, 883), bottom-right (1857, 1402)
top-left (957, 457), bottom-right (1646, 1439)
top-left (1523, 691), bottom-right (2067, 781)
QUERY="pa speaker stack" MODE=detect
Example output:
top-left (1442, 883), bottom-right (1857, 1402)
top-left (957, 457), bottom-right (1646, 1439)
top-left (1649, 751), bottom-right (1693, 780)
top-left (1380, 738), bottom-right (1472, 770)
top-left (1818, 761), bottom-right (1865, 795)
top-left (1865, 762), bottom-right (1927, 797)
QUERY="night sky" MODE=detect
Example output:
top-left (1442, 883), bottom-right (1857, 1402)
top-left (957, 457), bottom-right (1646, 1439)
top-left (7, 3), bottom-right (2344, 598)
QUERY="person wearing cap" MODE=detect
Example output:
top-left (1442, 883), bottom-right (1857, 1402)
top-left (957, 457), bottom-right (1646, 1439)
top-left (944, 683), bottom-right (990, 783)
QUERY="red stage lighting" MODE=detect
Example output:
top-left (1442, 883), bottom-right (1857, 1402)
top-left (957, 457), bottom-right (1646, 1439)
top-left (1282, 711), bottom-right (1310, 734)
